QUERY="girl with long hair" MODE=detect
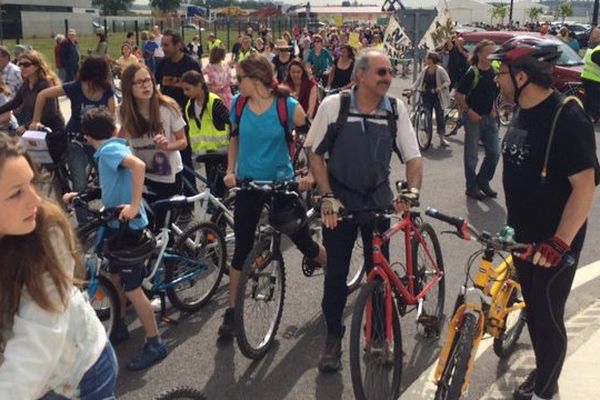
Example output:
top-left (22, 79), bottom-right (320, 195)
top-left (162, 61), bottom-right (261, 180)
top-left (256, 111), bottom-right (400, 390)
top-left (31, 54), bottom-right (116, 224)
top-left (0, 133), bottom-right (117, 399)
top-left (327, 44), bottom-right (355, 90)
top-left (283, 58), bottom-right (318, 119)
top-left (119, 63), bottom-right (187, 229)
top-left (217, 54), bottom-right (326, 338)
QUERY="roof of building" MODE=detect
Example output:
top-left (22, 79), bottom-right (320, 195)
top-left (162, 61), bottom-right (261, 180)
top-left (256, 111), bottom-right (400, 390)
top-left (293, 6), bottom-right (387, 14)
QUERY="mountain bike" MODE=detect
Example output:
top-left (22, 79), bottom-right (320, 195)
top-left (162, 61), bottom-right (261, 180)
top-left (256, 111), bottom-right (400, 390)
top-left (349, 191), bottom-right (445, 400)
top-left (425, 207), bottom-right (532, 400)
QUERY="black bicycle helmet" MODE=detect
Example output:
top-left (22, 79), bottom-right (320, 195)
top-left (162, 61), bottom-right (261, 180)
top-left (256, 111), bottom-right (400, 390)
top-left (489, 36), bottom-right (561, 103)
top-left (105, 226), bottom-right (156, 267)
top-left (269, 193), bottom-right (307, 235)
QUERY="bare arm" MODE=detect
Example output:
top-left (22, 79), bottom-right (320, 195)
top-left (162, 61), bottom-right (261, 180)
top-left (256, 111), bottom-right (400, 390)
top-left (31, 86), bottom-right (65, 128)
top-left (406, 157), bottom-right (423, 190)
top-left (119, 154), bottom-right (146, 220)
top-left (307, 85), bottom-right (318, 118)
top-left (309, 151), bottom-right (333, 195)
top-left (167, 128), bottom-right (187, 151)
top-left (293, 101), bottom-right (307, 127)
top-left (107, 95), bottom-right (117, 117)
top-left (554, 168), bottom-right (596, 245)
top-left (327, 64), bottom-right (335, 89)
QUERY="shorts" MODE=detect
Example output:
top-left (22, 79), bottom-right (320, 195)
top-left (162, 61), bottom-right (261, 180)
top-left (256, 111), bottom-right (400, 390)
top-left (105, 228), bottom-right (147, 292)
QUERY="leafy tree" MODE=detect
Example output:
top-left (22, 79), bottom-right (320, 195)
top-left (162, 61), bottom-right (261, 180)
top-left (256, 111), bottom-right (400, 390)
top-left (527, 6), bottom-right (544, 22)
top-left (92, 0), bottom-right (134, 15)
top-left (151, 0), bottom-right (181, 13)
top-left (341, 1), bottom-right (351, 5)
top-left (496, 5), bottom-right (508, 24)
top-left (556, 1), bottom-right (573, 22)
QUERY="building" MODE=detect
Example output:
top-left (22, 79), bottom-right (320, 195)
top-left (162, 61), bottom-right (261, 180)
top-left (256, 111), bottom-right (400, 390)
top-left (0, 0), bottom-right (99, 39)
top-left (292, 6), bottom-right (389, 25)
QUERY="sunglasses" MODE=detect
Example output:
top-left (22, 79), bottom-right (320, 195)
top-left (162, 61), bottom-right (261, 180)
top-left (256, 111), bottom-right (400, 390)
top-left (18, 61), bottom-right (33, 68)
top-left (375, 67), bottom-right (393, 77)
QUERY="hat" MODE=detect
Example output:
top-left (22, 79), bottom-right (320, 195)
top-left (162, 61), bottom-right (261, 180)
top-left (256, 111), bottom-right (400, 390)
top-left (275, 39), bottom-right (292, 50)
top-left (14, 45), bottom-right (29, 55)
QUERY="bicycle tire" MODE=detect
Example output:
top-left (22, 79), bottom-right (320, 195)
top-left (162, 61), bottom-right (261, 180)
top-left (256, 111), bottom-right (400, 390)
top-left (234, 235), bottom-right (286, 359)
top-left (444, 106), bottom-right (461, 137)
top-left (87, 273), bottom-right (120, 339)
top-left (166, 222), bottom-right (226, 312)
top-left (210, 194), bottom-right (235, 275)
top-left (412, 223), bottom-right (445, 338)
top-left (347, 237), bottom-right (366, 293)
top-left (434, 313), bottom-right (479, 400)
top-left (154, 386), bottom-right (205, 400)
top-left (493, 291), bottom-right (526, 359)
top-left (350, 279), bottom-right (402, 400)
top-left (413, 108), bottom-right (432, 151)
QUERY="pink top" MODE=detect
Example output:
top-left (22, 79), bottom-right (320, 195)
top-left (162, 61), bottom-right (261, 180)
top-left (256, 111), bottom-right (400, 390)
top-left (203, 63), bottom-right (233, 110)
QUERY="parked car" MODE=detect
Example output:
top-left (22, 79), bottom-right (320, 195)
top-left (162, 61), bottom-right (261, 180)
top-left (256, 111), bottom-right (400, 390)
top-left (459, 31), bottom-right (584, 90)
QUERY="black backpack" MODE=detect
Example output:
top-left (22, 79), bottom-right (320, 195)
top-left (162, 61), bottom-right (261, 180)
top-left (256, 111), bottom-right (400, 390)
top-left (323, 90), bottom-right (404, 163)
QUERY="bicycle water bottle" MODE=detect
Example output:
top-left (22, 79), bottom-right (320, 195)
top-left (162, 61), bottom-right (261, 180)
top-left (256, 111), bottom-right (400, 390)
top-left (497, 226), bottom-right (515, 244)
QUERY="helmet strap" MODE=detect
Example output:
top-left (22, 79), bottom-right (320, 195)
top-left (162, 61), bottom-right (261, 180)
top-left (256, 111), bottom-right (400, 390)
top-left (509, 65), bottom-right (530, 105)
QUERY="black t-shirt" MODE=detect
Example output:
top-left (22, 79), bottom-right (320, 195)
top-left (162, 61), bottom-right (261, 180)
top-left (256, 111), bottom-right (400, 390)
top-left (502, 91), bottom-right (598, 252)
top-left (447, 46), bottom-right (468, 79)
top-left (155, 54), bottom-right (201, 111)
top-left (456, 66), bottom-right (497, 115)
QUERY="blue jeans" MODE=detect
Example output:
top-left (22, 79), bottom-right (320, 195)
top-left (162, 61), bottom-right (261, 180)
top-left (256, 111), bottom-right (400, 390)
top-left (41, 342), bottom-right (118, 400)
top-left (68, 140), bottom-right (96, 224)
top-left (462, 112), bottom-right (500, 190)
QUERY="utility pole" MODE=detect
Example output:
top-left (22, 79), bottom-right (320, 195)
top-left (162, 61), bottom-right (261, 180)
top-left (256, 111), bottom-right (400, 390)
top-left (593, 0), bottom-right (599, 26)
top-left (509, 0), bottom-right (514, 28)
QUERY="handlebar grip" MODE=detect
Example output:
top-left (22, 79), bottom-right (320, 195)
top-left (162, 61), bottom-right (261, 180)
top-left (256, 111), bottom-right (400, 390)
top-left (425, 207), bottom-right (465, 230)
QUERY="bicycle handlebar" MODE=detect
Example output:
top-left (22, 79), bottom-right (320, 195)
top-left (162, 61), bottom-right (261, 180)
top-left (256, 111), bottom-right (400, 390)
top-left (238, 180), bottom-right (301, 194)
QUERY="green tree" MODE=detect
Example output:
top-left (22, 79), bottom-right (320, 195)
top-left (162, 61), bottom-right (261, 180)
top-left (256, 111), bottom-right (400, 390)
top-left (556, 1), bottom-right (573, 22)
top-left (92, 0), bottom-right (134, 15)
top-left (495, 5), bottom-right (508, 24)
top-left (151, 0), bottom-right (182, 13)
top-left (527, 6), bottom-right (544, 22)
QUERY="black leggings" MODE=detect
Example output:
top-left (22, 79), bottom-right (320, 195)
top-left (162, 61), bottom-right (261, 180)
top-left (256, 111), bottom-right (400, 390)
top-left (231, 189), bottom-right (319, 271)
top-left (514, 253), bottom-right (579, 398)
top-left (144, 173), bottom-right (184, 231)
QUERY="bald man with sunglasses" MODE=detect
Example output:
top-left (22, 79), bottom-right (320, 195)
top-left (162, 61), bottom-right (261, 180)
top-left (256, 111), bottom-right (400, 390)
top-left (307, 48), bottom-right (423, 372)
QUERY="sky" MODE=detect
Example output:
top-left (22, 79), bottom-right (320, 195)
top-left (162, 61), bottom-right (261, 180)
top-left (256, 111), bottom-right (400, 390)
top-left (131, 0), bottom-right (378, 6)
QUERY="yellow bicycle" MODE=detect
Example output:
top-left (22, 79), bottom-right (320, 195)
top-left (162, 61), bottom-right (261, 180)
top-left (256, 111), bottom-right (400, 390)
top-left (425, 208), bottom-right (533, 400)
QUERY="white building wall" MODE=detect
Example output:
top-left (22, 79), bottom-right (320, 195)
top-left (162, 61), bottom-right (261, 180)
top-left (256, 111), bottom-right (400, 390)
top-left (21, 11), bottom-right (98, 38)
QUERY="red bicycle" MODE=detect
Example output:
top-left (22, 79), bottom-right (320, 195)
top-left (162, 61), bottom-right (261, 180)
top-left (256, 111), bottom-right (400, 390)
top-left (349, 196), bottom-right (445, 400)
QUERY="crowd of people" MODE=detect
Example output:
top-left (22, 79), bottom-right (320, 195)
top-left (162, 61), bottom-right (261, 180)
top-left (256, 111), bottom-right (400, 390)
top-left (0, 18), bottom-right (597, 400)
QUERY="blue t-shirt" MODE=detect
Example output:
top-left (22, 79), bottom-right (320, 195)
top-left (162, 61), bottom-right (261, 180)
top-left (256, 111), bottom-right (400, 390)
top-left (63, 81), bottom-right (114, 134)
top-left (230, 95), bottom-right (296, 182)
top-left (94, 138), bottom-right (148, 230)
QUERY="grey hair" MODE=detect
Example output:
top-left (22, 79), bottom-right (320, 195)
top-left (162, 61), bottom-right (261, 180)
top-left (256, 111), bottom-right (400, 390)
top-left (351, 47), bottom-right (388, 81)
top-left (55, 34), bottom-right (65, 44)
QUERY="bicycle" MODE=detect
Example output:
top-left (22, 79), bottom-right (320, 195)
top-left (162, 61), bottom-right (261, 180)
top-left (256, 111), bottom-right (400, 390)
top-left (349, 188), bottom-right (445, 400)
top-left (443, 97), bottom-right (462, 137)
top-left (425, 207), bottom-right (531, 400)
top-left (316, 83), bottom-right (342, 103)
top-left (561, 81), bottom-right (586, 101)
top-left (402, 89), bottom-right (432, 151)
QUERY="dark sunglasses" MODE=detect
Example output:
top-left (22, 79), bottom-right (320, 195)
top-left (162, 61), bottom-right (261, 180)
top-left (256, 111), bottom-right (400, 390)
top-left (18, 61), bottom-right (33, 68)
top-left (375, 67), bottom-right (393, 77)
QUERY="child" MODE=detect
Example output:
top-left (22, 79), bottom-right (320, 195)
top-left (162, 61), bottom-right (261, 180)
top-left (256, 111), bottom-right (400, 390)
top-left (65, 108), bottom-right (168, 371)
top-left (0, 132), bottom-right (117, 398)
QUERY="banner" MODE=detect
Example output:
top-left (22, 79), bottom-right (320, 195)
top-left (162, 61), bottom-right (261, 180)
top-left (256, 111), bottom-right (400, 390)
top-left (418, 0), bottom-right (455, 50)
top-left (349, 32), bottom-right (361, 49)
top-left (383, 16), bottom-right (412, 60)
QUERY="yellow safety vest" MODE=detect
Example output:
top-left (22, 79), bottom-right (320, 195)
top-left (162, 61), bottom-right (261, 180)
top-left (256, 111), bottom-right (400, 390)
top-left (238, 48), bottom-right (255, 62)
top-left (207, 38), bottom-right (223, 53)
top-left (582, 44), bottom-right (600, 83)
top-left (185, 93), bottom-right (229, 154)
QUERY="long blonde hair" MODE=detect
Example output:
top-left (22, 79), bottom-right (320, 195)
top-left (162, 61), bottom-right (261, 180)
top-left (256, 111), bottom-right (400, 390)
top-left (0, 134), bottom-right (83, 327)
top-left (119, 63), bottom-right (181, 138)
top-left (19, 50), bottom-right (60, 86)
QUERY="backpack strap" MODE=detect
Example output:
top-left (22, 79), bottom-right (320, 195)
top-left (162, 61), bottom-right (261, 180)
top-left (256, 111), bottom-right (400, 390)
top-left (233, 95), bottom-right (249, 135)
top-left (387, 96), bottom-right (404, 164)
top-left (465, 65), bottom-right (480, 100)
top-left (276, 95), bottom-right (292, 143)
top-left (325, 90), bottom-right (351, 155)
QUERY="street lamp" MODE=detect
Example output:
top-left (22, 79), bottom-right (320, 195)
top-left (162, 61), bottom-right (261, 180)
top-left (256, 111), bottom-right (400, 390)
top-left (593, 0), bottom-right (599, 26)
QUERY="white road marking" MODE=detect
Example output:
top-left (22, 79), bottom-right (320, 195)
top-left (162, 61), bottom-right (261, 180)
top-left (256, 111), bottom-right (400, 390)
top-left (400, 259), bottom-right (600, 398)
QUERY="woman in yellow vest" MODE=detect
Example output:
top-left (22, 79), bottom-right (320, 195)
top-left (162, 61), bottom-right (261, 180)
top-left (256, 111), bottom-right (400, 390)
top-left (181, 70), bottom-right (230, 197)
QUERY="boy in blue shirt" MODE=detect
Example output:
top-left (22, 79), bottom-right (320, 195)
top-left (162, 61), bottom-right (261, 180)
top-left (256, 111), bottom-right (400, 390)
top-left (64, 108), bottom-right (167, 371)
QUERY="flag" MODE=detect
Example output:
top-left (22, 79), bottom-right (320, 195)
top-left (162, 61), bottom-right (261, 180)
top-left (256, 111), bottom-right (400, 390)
top-left (383, 16), bottom-right (411, 60)
top-left (418, 0), bottom-right (455, 50)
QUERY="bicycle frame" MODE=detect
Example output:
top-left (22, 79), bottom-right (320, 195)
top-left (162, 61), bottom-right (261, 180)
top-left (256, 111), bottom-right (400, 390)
top-left (365, 211), bottom-right (444, 346)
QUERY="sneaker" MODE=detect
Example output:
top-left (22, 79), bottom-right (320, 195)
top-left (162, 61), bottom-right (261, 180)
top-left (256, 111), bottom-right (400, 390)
top-left (440, 138), bottom-right (450, 147)
top-left (109, 320), bottom-right (129, 346)
top-left (465, 187), bottom-right (486, 200)
top-left (218, 308), bottom-right (235, 338)
top-left (318, 329), bottom-right (344, 373)
top-left (127, 339), bottom-right (168, 371)
top-left (478, 183), bottom-right (498, 198)
top-left (513, 369), bottom-right (536, 400)
top-left (151, 296), bottom-right (171, 313)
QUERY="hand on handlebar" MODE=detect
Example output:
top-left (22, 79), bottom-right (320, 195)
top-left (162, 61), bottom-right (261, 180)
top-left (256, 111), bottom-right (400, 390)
top-left (532, 236), bottom-right (570, 268)
top-left (321, 193), bottom-right (344, 230)
top-left (118, 204), bottom-right (139, 221)
top-left (62, 192), bottom-right (78, 204)
top-left (223, 172), bottom-right (236, 188)
top-left (393, 188), bottom-right (420, 212)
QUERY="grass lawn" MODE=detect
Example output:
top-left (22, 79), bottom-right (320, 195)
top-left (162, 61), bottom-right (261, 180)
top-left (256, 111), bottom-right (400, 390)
top-left (0, 28), bottom-right (235, 72)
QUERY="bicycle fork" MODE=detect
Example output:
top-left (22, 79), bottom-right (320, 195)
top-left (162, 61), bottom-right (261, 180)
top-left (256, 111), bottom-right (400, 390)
top-left (365, 267), bottom-right (395, 363)
top-left (434, 287), bottom-right (485, 394)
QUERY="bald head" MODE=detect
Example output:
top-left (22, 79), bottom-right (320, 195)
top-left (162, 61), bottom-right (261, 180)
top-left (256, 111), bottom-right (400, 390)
top-left (590, 27), bottom-right (600, 47)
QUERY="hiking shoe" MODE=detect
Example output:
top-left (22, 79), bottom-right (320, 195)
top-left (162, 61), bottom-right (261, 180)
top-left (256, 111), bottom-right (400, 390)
top-left (127, 339), bottom-right (168, 371)
top-left (109, 320), bottom-right (129, 346)
top-left (218, 308), bottom-right (235, 338)
top-left (318, 330), bottom-right (344, 373)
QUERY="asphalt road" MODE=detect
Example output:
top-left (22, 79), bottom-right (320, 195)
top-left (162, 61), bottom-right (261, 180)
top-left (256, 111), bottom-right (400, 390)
top-left (58, 76), bottom-right (600, 400)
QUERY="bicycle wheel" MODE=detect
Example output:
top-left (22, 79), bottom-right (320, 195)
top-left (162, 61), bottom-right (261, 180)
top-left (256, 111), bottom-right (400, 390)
top-left (234, 235), bottom-right (286, 359)
top-left (493, 288), bottom-right (526, 359)
top-left (292, 142), bottom-right (309, 176)
top-left (413, 108), bottom-right (432, 151)
top-left (444, 106), bottom-right (461, 137)
top-left (347, 236), bottom-right (366, 293)
top-left (434, 313), bottom-right (479, 400)
top-left (210, 195), bottom-right (235, 275)
top-left (350, 279), bottom-right (402, 400)
top-left (154, 386), bottom-right (205, 400)
top-left (412, 223), bottom-right (445, 338)
top-left (166, 222), bottom-right (226, 312)
top-left (86, 274), bottom-right (120, 339)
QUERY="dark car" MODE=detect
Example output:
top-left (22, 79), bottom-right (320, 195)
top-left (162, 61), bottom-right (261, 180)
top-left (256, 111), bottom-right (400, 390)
top-left (459, 31), bottom-right (583, 90)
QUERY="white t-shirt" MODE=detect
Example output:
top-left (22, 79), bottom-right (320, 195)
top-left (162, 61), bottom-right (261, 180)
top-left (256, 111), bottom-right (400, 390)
top-left (129, 104), bottom-right (186, 184)
top-left (154, 34), bottom-right (164, 57)
top-left (306, 92), bottom-right (421, 162)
